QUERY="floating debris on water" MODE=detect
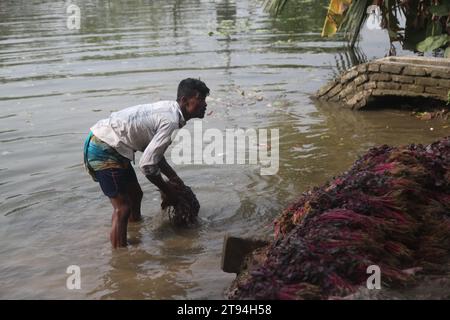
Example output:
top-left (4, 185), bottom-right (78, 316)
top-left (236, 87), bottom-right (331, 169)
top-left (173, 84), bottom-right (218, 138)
top-left (411, 109), bottom-right (449, 121)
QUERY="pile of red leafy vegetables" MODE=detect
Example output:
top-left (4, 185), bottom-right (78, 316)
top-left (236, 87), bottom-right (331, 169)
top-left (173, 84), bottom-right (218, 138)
top-left (228, 137), bottom-right (450, 300)
top-left (161, 181), bottom-right (200, 227)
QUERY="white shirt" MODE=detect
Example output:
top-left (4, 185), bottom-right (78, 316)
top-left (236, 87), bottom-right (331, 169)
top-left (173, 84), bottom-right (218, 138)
top-left (90, 100), bottom-right (186, 176)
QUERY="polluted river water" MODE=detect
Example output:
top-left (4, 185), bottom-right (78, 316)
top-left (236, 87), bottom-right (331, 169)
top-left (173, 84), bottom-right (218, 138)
top-left (0, 0), bottom-right (449, 299)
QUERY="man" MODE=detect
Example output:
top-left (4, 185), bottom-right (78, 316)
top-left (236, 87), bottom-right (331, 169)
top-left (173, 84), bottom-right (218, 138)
top-left (83, 78), bottom-right (209, 248)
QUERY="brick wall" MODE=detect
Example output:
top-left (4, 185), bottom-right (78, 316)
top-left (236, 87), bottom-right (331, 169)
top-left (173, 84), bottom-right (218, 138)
top-left (316, 56), bottom-right (450, 109)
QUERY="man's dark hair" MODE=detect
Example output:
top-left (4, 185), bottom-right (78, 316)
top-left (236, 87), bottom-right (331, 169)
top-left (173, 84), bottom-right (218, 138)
top-left (177, 78), bottom-right (210, 101)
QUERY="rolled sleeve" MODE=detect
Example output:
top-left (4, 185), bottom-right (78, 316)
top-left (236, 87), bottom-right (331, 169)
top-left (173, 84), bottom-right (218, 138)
top-left (139, 121), bottom-right (177, 176)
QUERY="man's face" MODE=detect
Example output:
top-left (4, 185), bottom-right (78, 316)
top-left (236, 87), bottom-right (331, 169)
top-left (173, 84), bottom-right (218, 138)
top-left (186, 92), bottom-right (207, 119)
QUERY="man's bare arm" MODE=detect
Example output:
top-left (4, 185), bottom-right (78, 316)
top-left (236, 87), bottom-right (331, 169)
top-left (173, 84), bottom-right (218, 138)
top-left (158, 156), bottom-right (184, 185)
top-left (146, 173), bottom-right (171, 194)
top-left (146, 173), bottom-right (179, 204)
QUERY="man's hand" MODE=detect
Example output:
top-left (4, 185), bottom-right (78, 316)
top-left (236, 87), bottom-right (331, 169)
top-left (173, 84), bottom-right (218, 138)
top-left (146, 173), bottom-right (177, 200)
top-left (160, 186), bottom-right (179, 209)
top-left (159, 157), bottom-right (185, 187)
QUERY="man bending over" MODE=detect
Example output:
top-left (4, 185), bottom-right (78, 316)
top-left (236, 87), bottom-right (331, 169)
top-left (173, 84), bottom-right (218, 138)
top-left (83, 78), bottom-right (209, 248)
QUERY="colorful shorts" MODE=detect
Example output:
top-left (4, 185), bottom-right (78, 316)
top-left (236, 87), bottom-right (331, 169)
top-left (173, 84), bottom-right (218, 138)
top-left (83, 132), bottom-right (137, 197)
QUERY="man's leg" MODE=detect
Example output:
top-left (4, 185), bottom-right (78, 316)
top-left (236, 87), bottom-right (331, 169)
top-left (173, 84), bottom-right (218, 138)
top-left (125, 166), bottom-right (143, 222)
top-left (86, 134), bottom-right (136, 248)
top-left (126, 180), bottom-right (143, 223)
top-left (109, 193), bottom-right (132, 248)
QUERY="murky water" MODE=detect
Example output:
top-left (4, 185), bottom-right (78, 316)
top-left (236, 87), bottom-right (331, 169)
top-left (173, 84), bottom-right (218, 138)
top-left (0, 0), bottom-right (448, 299)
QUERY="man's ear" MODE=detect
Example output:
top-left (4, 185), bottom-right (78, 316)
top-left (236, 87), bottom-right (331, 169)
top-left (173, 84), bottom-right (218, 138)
top-left (179, 96), bottom-right (188, 107)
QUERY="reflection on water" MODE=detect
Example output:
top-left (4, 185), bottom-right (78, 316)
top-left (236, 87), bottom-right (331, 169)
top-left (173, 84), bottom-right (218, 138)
top-left (333, 47), bottom-right (368, 75)
top-left (89, 221), bottom-right (203, 299)
top-left (0, 0), bottom-right (448, 299)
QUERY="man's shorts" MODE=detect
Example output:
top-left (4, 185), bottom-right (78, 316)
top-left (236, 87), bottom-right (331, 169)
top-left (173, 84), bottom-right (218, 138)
top-left (83, 131), bottom-right (138, 198)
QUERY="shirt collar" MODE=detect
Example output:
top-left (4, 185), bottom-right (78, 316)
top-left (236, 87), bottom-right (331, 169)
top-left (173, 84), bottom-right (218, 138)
top-left (175, 101), bottom-right (186, 128)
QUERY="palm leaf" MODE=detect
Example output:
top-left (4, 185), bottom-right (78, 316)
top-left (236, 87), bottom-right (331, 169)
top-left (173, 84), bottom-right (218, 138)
top-left (339, 0), bottom-right (370, 47)
top-left (321, 0), bottom-right (353, 37)
top-left (263, 0), bottom-right (289, 15)
top-left (264, 0), bottom-right (450, 54)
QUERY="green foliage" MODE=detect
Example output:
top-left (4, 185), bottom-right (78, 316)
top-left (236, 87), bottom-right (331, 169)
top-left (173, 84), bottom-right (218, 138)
top-left (445, 47), bottom-right (450, 58)
top-left (264, 0), bottom-right (450, 54)
top-left (264, 0), bottom-right (289, 15)
top-left (340, 0), bottom-right (370, 46)
top-left (429, 1), bottom-right (450, 16)
top-left (417, 35), bottom-right (450, 52)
